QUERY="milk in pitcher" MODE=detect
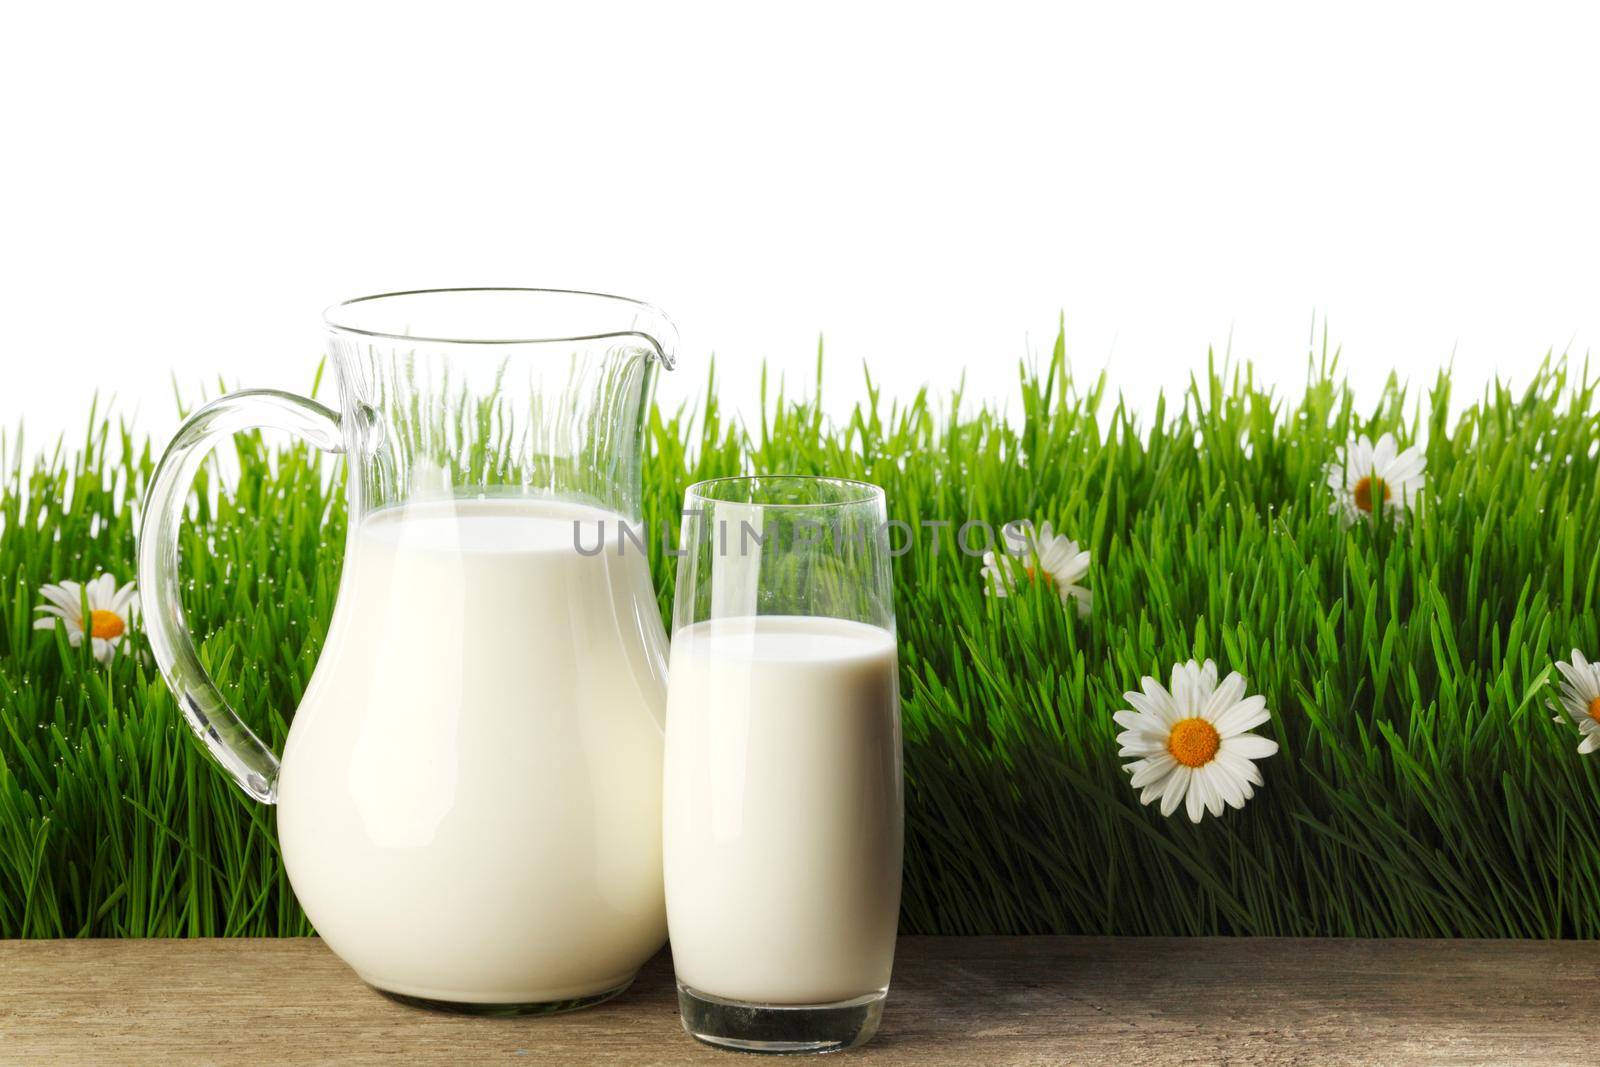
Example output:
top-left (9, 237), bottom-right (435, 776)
top-left (277, 498), bottom-right (668, 1005)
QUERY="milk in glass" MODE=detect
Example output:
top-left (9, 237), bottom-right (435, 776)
top-left (663, 615), bottom-right (903, 1004)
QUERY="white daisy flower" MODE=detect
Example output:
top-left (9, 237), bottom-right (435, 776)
top-left (980, 520), bottom-right (1092, 617)
top-left (1114, 659), bottom-right (1279, 823)
top-left (33, 574), bottom-right (140, 665)
top-left (1552, 649), bottom-right (1600, 755)
top-left (1325, 432), bottom-right (1426, 523)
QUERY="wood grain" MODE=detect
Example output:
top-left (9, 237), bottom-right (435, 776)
top-left (1, 936), bottom-right (1595, 1065)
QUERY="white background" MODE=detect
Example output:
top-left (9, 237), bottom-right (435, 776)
top-left (3, 1), bottom-right (1596, 448)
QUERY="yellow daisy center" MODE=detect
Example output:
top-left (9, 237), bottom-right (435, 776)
top-left (89, 609), bottom-right (125, 640)
top-left (1353, 474), bottom-right (1391, 514)
top-left (1168, 717), bottom-right (1221, 768)
top-left (1588, 696), bottom-right (1600, 725)
top-left (1024, 564), bottom-right (1055, 588)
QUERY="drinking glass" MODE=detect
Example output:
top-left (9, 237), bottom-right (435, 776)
top-left (663, 475), bottom-right (904, 1054)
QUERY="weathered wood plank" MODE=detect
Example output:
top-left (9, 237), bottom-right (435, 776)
top-left (1, 937), bottom-right (1594, 1065)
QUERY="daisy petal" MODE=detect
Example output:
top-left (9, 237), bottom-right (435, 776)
top-left (1137, 679), bottom-right (1179, 725)
top-left (1129, 754), bottom-right (1176, 788)
top-left (1112, 710), bottom-right (1147, 732)
top-left (1124, 691), bottom-right (1173, 723)
top-left (1118, 739), bottom-right (1169, 759)
top-left (1210, 764), bottom-right (1247, 809)
top-left (1159, 766), bottom-right (1191, 817)
top-left (1215, 749), bottom-right (1264, 787)
top-left (1223, 733), bottom-right (1279, 760)
top-left (1202, 673), bottom-right (1246, 721)
top-left (1554, 660), bottom-right (1587, 690)
top-left (1172, 665), bottom-right (1197, 716)
top-left (1185, 777), bottom-right (1208, 823)
top-left (1213, 695), bottom-right (1270, 737)
top-left (40, 584), bottom-right (84, 617)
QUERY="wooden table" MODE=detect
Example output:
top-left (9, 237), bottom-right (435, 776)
top-left (1, 936), bottom-right (1594, 1065)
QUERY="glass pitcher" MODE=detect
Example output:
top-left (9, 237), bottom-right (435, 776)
top-left (138, 288), bottom-right (676, 1013)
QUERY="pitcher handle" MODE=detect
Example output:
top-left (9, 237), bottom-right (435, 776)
top-left (138, 390), bottom-right (344, 804)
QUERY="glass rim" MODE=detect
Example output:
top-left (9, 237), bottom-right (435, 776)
top-left (683, 474), bottom-right (885, 509)
top-left (322, 287), bottom-right (677, 367)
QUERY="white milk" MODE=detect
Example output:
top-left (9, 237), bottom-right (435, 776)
top-left (663, 615), bottom-right (903, 1005)
top-left (277, 498), bottom-right (668, 1004)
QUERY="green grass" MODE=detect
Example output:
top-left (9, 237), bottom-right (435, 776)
top-left (2, 334), bottom-right (1598, 938)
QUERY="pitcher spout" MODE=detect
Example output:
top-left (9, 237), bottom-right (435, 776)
top-left (615, 296), bottom-right (678, 372)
